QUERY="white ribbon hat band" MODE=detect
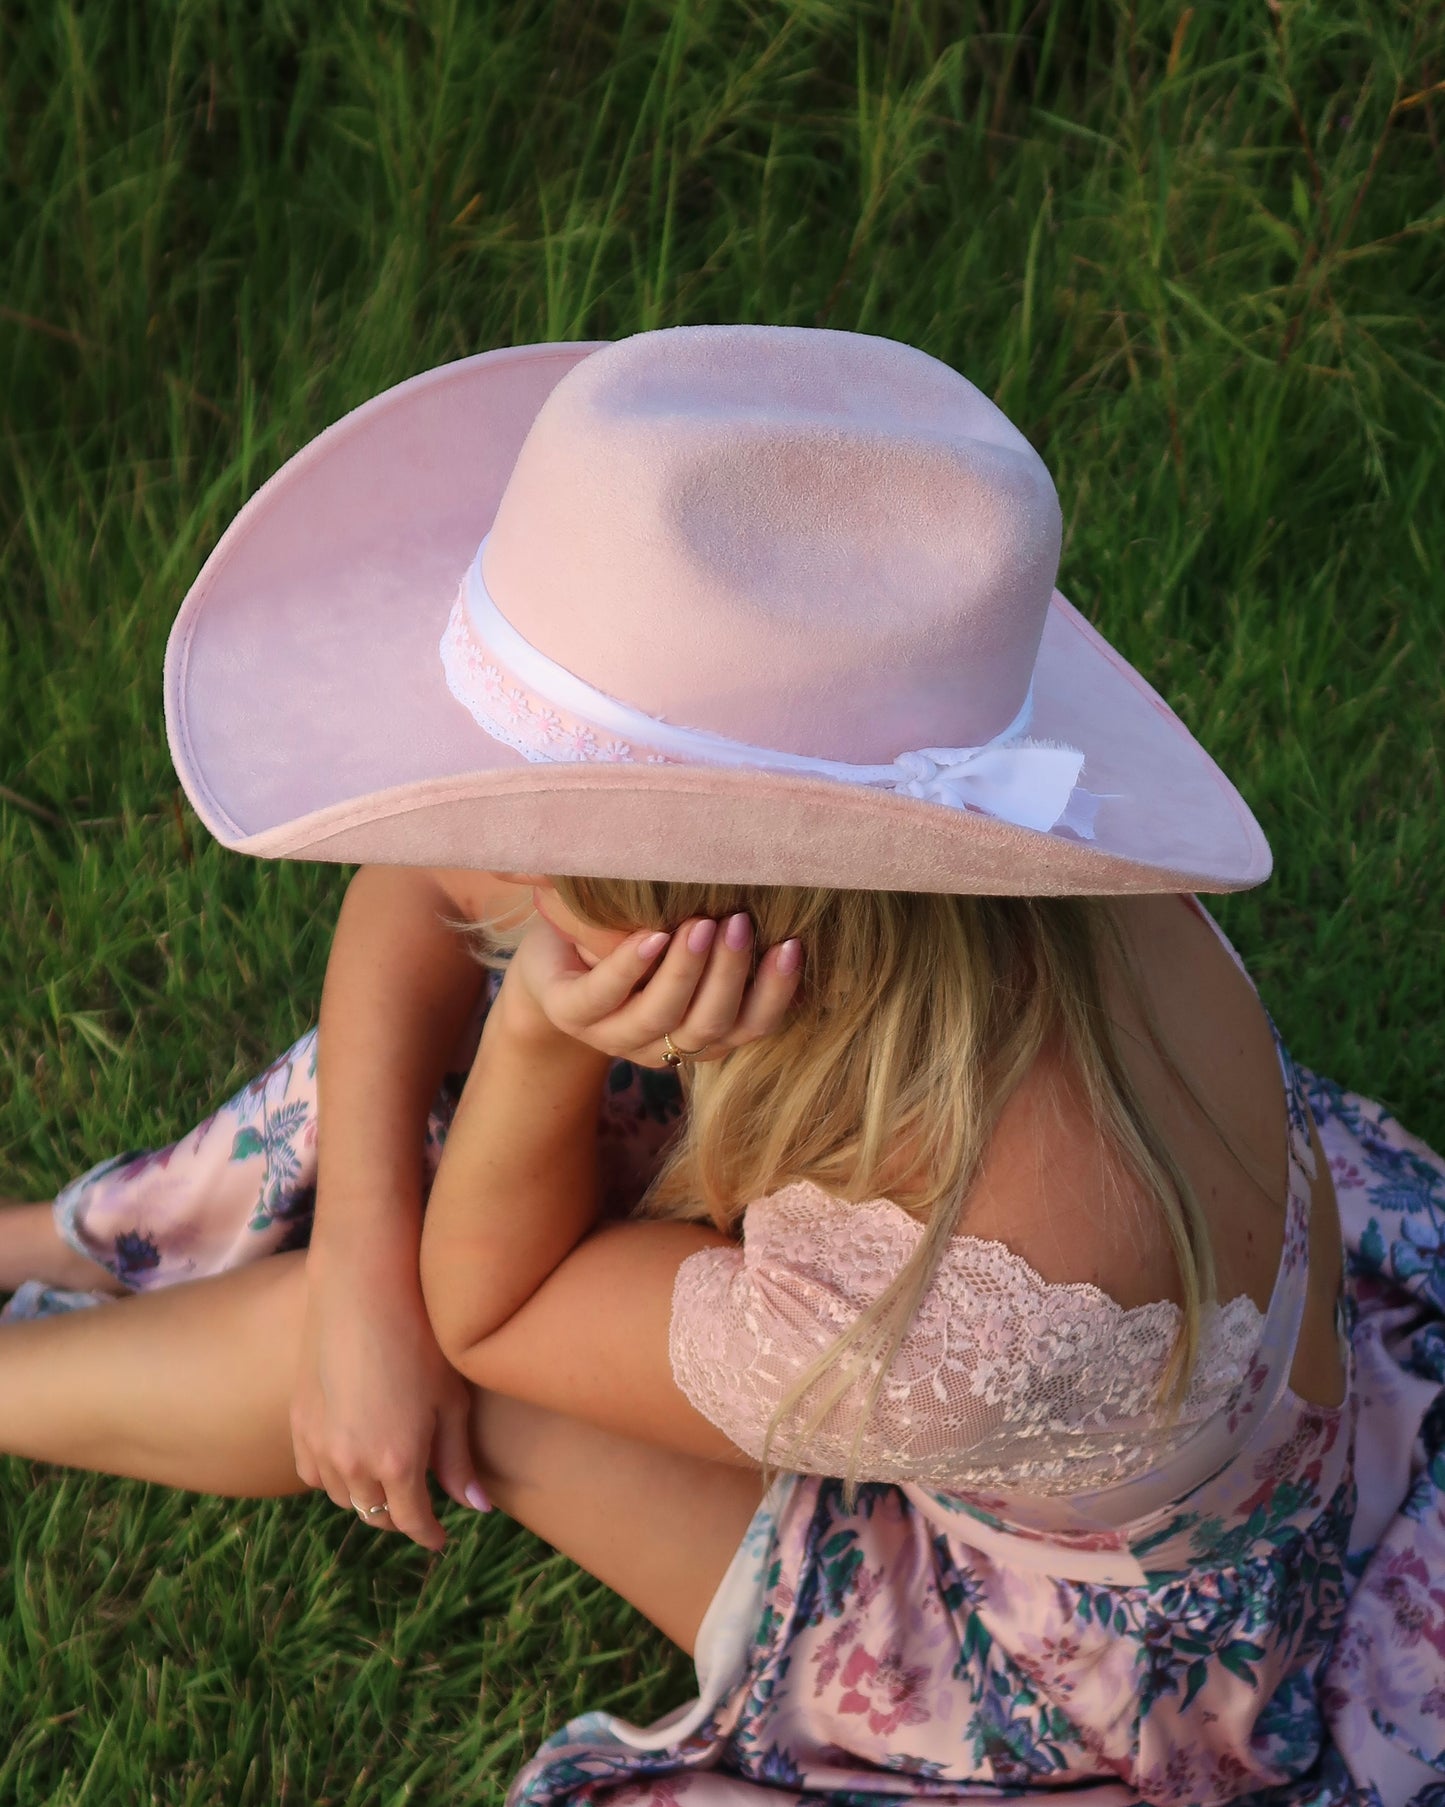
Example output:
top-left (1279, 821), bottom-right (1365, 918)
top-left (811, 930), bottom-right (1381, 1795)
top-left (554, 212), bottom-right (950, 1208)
top-left (440, 536), bottom-right (1118, 842)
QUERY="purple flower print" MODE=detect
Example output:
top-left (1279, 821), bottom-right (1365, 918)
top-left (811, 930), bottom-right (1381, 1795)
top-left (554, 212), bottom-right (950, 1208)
top-left (112, 1229), bottom-right (161, 1283)
top-left (110, 1145), bottom-right (179, 1183)
top-left (1158, 1746), bottom-right (1197, 1800)
top-left (836, 1643), bottom-right (931, 1737)
top-left (1368, 1547), bottom-right (1435, 1646)
top-left (1329, 1156), bottom-right (1366, 1192)
top-left (1137, 1744), bottom-right (1253, 1805)
top-left (805, 1566), bottom-right (883, 1690)
top-left (30, 1031), bottom-right (1445, 1804)
top-left (1251, 1408), bottom-right (1336, 1487)
top-left (1013, 1633), bottom-right (1084, 1699)
top-left (810, 1617), bottom-right (856, 1690)
top-left (231, 1045), bottom-right (299, 1109)
top-left (1225, 1347), bottom-right (1271, 1436)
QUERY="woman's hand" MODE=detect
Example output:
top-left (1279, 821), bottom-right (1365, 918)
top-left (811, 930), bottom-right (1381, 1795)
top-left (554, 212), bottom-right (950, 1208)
top-left (499, 910), bottom-right (804, 1068)
top-left (290, 1239), bottom-right (489, 1553)
top-left (418, 908), bottom-right (805, 1363)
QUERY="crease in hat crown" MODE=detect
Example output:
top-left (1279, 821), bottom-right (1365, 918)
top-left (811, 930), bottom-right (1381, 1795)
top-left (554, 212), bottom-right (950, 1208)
top-left (161, 320), bottom-right (1273, 890)
top-left (472, 324), bottom-right (1065, 769)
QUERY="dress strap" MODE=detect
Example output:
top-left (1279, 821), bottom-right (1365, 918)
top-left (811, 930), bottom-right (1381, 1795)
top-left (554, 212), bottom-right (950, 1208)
top-left (1050, 896), bottom-right (1319, 1525)
top-left (929, 896), bottom-right (1321, 1543)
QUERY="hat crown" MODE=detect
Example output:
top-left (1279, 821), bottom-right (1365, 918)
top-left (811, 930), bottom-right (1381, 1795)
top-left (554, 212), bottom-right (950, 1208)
top-left (481, 325), bottom-right (1063, 763)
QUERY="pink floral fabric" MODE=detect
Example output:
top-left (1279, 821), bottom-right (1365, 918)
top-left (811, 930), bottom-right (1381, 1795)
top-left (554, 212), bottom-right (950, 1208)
top-left (5, 907), bottom-right (1445, 1805)
top-left (507, 1063), bottom-right (1442, 1807)
top-left (505, 907), bottom-right (1445, 1807)
top-left (0, 966), bottom-right (684, 1307)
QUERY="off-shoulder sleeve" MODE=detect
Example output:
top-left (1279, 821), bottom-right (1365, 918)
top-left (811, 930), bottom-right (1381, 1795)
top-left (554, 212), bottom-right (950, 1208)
top-left (667, 1179), bottom-right (985, 1477)
top-left (666, 1180), bottom-right (1264, 1491)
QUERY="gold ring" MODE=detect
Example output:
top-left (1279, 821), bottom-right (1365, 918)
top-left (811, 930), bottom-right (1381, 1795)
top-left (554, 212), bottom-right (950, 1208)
top-left (349, 1496), bottom-right (391, 1519)
top-left (662, 1031), bottom-right (710, 1067)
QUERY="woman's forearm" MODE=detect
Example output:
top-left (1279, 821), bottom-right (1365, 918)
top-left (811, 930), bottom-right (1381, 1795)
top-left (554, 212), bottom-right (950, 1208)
top-left (419, 981), bottom-right (614, 1360)
top-left (311, 865), bottom-right (516, 1277)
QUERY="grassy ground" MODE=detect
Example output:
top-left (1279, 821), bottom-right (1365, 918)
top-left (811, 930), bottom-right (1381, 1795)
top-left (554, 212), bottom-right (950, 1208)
top-left (2, 1), bottom-right (1443, 1800)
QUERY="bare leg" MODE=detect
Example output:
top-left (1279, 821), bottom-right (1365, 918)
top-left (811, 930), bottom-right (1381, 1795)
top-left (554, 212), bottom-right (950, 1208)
top-left (0, 1198), bottom-right (126, 1294)
top-left (0, 1252), bottom-right (313, 1491)
top-left (469, 1391), bottom-right (767, 1654)
top-left (0, 1251), bottom-right (762, 1655)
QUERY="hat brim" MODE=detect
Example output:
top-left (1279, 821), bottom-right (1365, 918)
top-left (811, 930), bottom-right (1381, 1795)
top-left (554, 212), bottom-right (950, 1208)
top-left (165, 341), bottom-right (1271, 896)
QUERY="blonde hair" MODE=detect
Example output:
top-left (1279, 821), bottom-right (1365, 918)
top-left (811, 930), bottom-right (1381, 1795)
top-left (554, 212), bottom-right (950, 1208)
top-left (462, 876), bottom-right (1273, 1493)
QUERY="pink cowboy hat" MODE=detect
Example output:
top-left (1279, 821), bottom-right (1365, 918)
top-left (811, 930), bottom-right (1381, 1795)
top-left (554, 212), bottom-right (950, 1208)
top-left (163, 324), bottom-right (1271, 895)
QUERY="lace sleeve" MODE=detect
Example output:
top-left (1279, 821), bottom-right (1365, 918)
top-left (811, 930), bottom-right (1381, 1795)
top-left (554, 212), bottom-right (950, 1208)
top-left (667, 1181), bottom-right (1263, 1493)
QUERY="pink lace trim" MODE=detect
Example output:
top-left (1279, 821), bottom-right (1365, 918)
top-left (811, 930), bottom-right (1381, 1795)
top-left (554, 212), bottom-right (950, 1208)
top-left (439, 588), bottom-right (677, 767)
top-left (669, 1181), bottom-right (1264, 1494)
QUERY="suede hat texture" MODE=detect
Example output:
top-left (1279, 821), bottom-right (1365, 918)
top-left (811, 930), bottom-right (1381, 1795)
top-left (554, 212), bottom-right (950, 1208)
top-left (164, 324), bottom-right (1272, 895)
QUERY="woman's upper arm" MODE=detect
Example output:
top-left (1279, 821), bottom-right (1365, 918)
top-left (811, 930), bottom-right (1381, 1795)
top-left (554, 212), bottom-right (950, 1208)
top-left (447, 1218), bottom-right (763, 1468)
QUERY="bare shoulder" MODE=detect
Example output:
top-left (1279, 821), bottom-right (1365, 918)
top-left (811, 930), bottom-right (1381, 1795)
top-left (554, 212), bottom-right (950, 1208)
top-left (955, 891), bottom-right (1288, 1316)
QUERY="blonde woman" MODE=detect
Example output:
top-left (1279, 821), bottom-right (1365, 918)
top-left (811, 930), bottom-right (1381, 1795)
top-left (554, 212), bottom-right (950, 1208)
top-left (3, 326), bottom-right (1441, 1805)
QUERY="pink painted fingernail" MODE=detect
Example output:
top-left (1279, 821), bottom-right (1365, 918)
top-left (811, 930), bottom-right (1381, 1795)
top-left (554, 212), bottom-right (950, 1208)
top-left (637, 931), bottom-right (670, 960)
top-left (724, 912), bottom-right (752, 950)
top-left (687, 918), bottom-right (717, 954)
top-left (777, 939), bottom-right (802, 974)
top-left (465, 1483), bottom-right (492, 1513)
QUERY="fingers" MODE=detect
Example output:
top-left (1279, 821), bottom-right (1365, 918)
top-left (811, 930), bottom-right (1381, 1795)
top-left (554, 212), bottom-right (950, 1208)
top-left (723, 935), bottom-right (804, 1045)
top-left (292, 1426), bottom-right (324, 1494)
top-left (647, 917), bottom-right (804, 1056)
top-left (294, 1423), bottom-right (448, 1551)
top-left (550, 926), bottom-right (675, 1027)
top-left (672, 912), bottom-right (754, 1049)
top-left (431, 1393), bottom-right (493, 1516)
top-left (293, 1423), bottom-right (355, 1515)
top-left (369, 1460), bottom-right (447, 1553)
top-left (317, 1454), bottom-right (361, 1516)
top-left (541, 910), bottom-right (805, 1062)
top-left (602, 917), bottom-right (806, 1055)
top-left (574, 917), bottom-right (740, 1048)
top-left (582, 918), bottom-right (735, 1047)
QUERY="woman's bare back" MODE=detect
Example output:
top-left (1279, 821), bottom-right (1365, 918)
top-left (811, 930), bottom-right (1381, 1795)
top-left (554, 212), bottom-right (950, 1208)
top-left (956, 892), bottom-right (1346, 1411)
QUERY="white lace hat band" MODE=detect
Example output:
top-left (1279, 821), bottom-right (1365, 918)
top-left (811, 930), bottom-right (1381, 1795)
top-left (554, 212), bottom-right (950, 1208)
top-left (442, 535), bottom-right (1118, 841)
top-left (163, 327), bottom-right (1273, 893)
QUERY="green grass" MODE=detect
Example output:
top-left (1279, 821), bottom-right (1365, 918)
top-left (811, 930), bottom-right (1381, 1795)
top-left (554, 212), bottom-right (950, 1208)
top-left (2, 0), bottom-right (1443, 1799)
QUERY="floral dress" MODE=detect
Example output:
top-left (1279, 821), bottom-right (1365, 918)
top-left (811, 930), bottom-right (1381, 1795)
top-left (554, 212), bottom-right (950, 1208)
top-left (5, 902), bottom-right (1444, 1805)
